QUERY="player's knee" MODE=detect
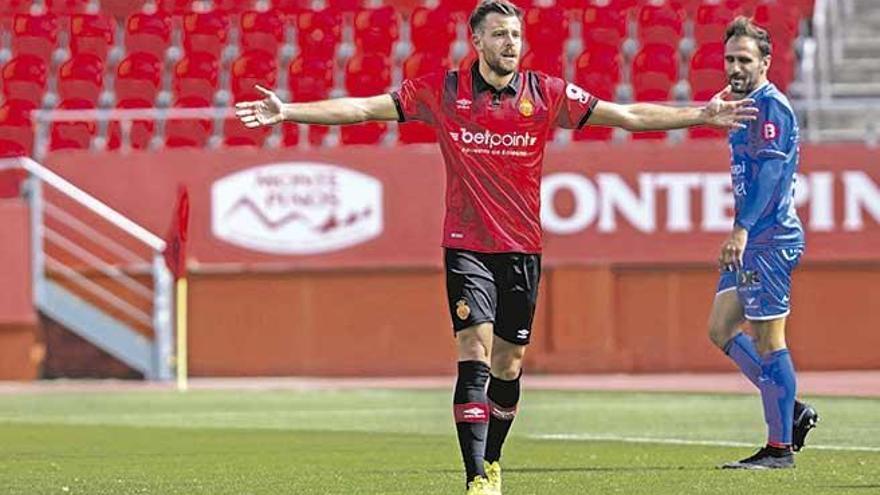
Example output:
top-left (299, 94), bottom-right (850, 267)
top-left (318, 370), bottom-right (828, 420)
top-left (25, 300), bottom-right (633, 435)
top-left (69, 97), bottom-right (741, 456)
top-left (457, 335), bottom-right (490, 362)
top-left (491, 348), bottom-right (524, 380)
top-left (707, 320), bottom-right (735, 349)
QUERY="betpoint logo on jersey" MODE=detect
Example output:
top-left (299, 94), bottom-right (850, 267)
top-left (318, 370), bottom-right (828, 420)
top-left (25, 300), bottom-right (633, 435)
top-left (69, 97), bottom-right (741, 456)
top-left (449, 127), bottom-right (538, 148)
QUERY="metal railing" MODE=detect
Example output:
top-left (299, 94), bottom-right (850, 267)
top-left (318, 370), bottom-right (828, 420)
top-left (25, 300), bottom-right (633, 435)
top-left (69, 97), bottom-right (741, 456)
top-left (3, 156), bottom-right (174, 380)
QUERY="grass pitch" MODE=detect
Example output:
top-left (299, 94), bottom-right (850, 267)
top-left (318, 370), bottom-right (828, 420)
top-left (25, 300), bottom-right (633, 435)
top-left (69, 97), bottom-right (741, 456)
top-left (0, 388), bottom-right (877, 494)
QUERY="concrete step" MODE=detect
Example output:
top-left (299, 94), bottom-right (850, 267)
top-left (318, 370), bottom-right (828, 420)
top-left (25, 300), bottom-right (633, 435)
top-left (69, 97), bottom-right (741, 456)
top-left (831, 82), bottom-right (880, 97)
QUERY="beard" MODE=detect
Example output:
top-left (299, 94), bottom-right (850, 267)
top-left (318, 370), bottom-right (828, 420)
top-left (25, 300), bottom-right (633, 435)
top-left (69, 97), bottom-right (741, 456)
top-left (728, 73), bottom-right (755, 97)
top-left (484, 52), bottom-right (518, 77)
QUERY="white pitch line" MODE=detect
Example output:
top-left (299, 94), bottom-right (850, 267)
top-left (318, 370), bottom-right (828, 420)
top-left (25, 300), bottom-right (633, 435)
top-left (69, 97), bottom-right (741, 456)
top-left (531, 433), bottom-right (880, 453)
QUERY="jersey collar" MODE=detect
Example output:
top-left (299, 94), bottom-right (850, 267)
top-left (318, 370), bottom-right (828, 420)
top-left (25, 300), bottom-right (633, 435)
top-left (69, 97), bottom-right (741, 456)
top-left (470, 61), bottom-right (521, 97)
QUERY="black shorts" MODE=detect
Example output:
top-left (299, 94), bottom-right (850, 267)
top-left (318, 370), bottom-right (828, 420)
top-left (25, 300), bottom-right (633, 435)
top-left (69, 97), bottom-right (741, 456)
top-left (444, 248), bottom-right (541, 345)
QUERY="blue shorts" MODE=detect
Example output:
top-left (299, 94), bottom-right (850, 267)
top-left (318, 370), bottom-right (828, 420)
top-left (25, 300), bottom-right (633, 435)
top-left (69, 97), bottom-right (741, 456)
top-left (716, 246), bottom-right (804, 321)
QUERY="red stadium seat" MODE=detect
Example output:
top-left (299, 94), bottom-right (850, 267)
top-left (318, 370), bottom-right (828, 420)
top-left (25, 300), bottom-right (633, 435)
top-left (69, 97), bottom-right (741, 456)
top-left (275, 0), bottom-right (312, 17)
top-left (573, 47), bottom-right (619, 142)
top-left (523, 8), bottom-right (569, 58)
top-left (240, 10), bottom-right (284, 58)
top-left (47, 0), bottom-right (91, 15)
top-left (582, 3), bottom-right (627, 50)
top-left (2, 55), bottom-right (48, 108)
top-left (0, 101), bottom-right (35, 157)
top-left (637, 3), bottom-right (684, 47)
top-left (521, 49), bottom-right (564, 77)
top-left (694, 2), bottom-right (737, 45)
top-left (353, 6), bottom-right (400, 56)
top-left (342, 53), bottom-right (391, 145)
top-left (437, 0), bottom-right (478, 16)
top-left (410, 7), bottom-right (455, 56)
top-left (286, 56), bottom-right (334, 147)
top-left (768, 48), bottom-right (795, 93)
top-left (345, 52), bottom-right (392, 96)
top-left (688, 44), bottom-right (727, 139)
top-left (754, 0), bottom-right (800, 46)
top-left (11, 13), bottom-right (58, 65)
top-left (399, 52), bottom-right (450, 144)
top-left (182, 11), bottom-right (229, 59)
top-left (165, 96), bottom-right (212, 148)
top-left (327, 0), bottom-right (365, 14)
top-left (631, 44), bottom-right (678, 95)
top-left (157, 0), bottom-right (196, 15)
top-left (173, 52), bottom-right (219, 101)
top-left (116, 52), bottom-right (162, 105)
top-left (125, 12), bottom-right (172, 60)
top-left (0, 0), bottom-right (32, 16)
top-left (69, 13), bottom-right (114, 61)
top-left (297, 9), bottom-right (342, 60)
top-left (57, 54), bottom-right (104, 105)
top-left (230, 51), bottom-right (277, 101)
top-left (106, 98), bottom-right (155, 151)
top-left (50, 99), bottom-right (96, 151)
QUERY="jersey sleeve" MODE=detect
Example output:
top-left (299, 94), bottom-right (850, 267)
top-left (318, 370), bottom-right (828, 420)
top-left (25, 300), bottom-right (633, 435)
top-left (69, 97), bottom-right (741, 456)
top-left (390, 74), bottom-right (440, 125)
top-left (546, 76), bottom-right (599, 130)
top-left (754, 98), bottom-right (796, 159)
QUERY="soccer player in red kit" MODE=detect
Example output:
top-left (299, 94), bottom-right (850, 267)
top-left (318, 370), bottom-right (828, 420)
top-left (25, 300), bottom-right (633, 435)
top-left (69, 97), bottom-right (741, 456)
top-left (236, 1), bottom-right (757, 493)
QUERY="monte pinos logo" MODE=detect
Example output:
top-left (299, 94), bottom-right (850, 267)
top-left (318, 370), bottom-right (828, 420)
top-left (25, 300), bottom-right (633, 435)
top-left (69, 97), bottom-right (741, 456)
top-left (211, 162), bottom-right (383, 255)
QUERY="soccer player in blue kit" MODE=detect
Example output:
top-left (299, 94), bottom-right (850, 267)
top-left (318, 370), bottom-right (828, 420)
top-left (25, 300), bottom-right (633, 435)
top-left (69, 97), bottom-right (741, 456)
top-left (707, 17), bottom-right (819, 469)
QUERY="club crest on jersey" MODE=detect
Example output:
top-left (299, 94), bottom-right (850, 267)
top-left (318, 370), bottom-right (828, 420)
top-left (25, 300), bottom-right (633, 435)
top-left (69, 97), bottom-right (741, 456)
top-left (456, 299), bottom-right (471, 320)
top-left (518, 98), bottom-right (534, 117)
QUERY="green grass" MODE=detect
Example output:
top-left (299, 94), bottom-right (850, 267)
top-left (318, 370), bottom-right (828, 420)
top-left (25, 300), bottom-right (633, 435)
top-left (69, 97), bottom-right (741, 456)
top-left (0, 389), bottom-right (878, 494)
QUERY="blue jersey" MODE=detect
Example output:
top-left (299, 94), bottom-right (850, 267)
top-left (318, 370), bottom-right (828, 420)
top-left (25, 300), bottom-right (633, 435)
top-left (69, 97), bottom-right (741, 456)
top-left (728, 83), bottom-right (804, 248)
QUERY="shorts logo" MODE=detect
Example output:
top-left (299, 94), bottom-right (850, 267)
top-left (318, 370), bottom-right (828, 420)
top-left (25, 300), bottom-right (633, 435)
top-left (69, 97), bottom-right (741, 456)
top-left (519, 98), bottom-right (534, 117)
top-left (763, 122), bottom-right (778, 140)
top-left (517, 329), bottom-right (530, 340)
top-left (456, 299), bottom-right (471, 320)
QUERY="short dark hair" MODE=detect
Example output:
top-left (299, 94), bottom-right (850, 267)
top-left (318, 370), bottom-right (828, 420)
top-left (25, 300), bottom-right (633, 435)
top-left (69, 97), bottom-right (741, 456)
top-left (725, 16), bottom-right (772, 57)
top-left (468, 0), bottom-right (523, 34)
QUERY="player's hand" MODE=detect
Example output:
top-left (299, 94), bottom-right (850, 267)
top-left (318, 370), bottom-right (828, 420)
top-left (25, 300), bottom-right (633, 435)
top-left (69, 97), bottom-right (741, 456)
top-left (234, 85), bottom-right (284, 128)
top-left (701, 86), bottom-right (759, 130)
top-left (719, 226), bottom-right (748, 271)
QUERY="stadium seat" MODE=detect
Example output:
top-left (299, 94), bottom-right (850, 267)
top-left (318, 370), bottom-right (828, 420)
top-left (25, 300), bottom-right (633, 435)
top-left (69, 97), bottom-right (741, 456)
top-left (437, 0), bottom-right (478, 16)
top-left (173, 52), bottom-right (220, 101)
top-left (694, 1), bottom-right (736, 46)
top-left (341, 52), bottom-right (391, 144)
top-left (754, 1), bottom-right (800, 46)
top-left (115, 52), bottom-right (163, 106)
top-left (688, 43), bottom-right (728, 139)
top-left (0, 101), bottom-right (35, 157)
top-left (240, 10), bottom-right (285, 58)
top-left (230, 51), bottom-right (277, 99)
top-left (399, 52), bottom-right (449, 144)
top-left (124, 12), bottom-right (172, 61)
top-left (521, 49), bottom-right (564, 78)
top-left (11, 13), bottom-right (58, 65)
top-left (164, 96), bottom-right (212, 148)
top-left (631, 44), bottom-right (678, 96)
top-left (2, 55), bottom-right (48, 108)
top-left (297, 9), bottom-right (342, 60)
top-left (637, 3), bottom-right (684, 48)
top-left (353, 6), bottom-right (400, 56)
top-left (182, 11), bottom-right (229, 59)
top-left (327, 0), bottom-right (365, 14)
top-left (582, 3), bottom-right (628, 51)
top-left (409, 6), bottom-right (456, 56)
top-left (0, 0), bottom-right (31, 16)
top-left (523, 8), bottom-right (569, 58)
top-left (57, 54), bottom-right (104, 105)
top-left (285, 56), bottom-right (334, 147)
top-left (48, 0), bottom-right (91, 15)
top-left (157, 0), bottom-right (197, 16)
top-left (573, 47), bottom-right (619, 142)
top-left (768, 47), bottom-right (795, 93)
top-left (275, 0), bottom-right (312, 17)
top-left (50, 99), bottom-right (97, 151)
top-left (69, 13), bottom-right (114, 61)
top-left (106, 98), bottom-right (155, 151)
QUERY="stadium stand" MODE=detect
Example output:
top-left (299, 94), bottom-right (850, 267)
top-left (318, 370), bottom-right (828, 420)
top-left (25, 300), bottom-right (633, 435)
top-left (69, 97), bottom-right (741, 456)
top-left (0, 0), bottom-right (817, 156)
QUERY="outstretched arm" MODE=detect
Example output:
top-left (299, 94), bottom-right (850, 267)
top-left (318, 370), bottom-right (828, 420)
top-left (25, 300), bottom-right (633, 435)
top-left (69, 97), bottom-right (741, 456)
top-left (235, 85), bottom-right (400, 128)
top-left (587, 86), bottom-right (758, 132)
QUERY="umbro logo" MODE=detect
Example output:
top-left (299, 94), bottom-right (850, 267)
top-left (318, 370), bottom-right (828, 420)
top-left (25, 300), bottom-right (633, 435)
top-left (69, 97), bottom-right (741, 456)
top-left (456, 99), bottom-right (472, 110)
top-left (462, 407), bottom-right (487, 420)
top-left (517, 329), bottom-right (530, 340)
